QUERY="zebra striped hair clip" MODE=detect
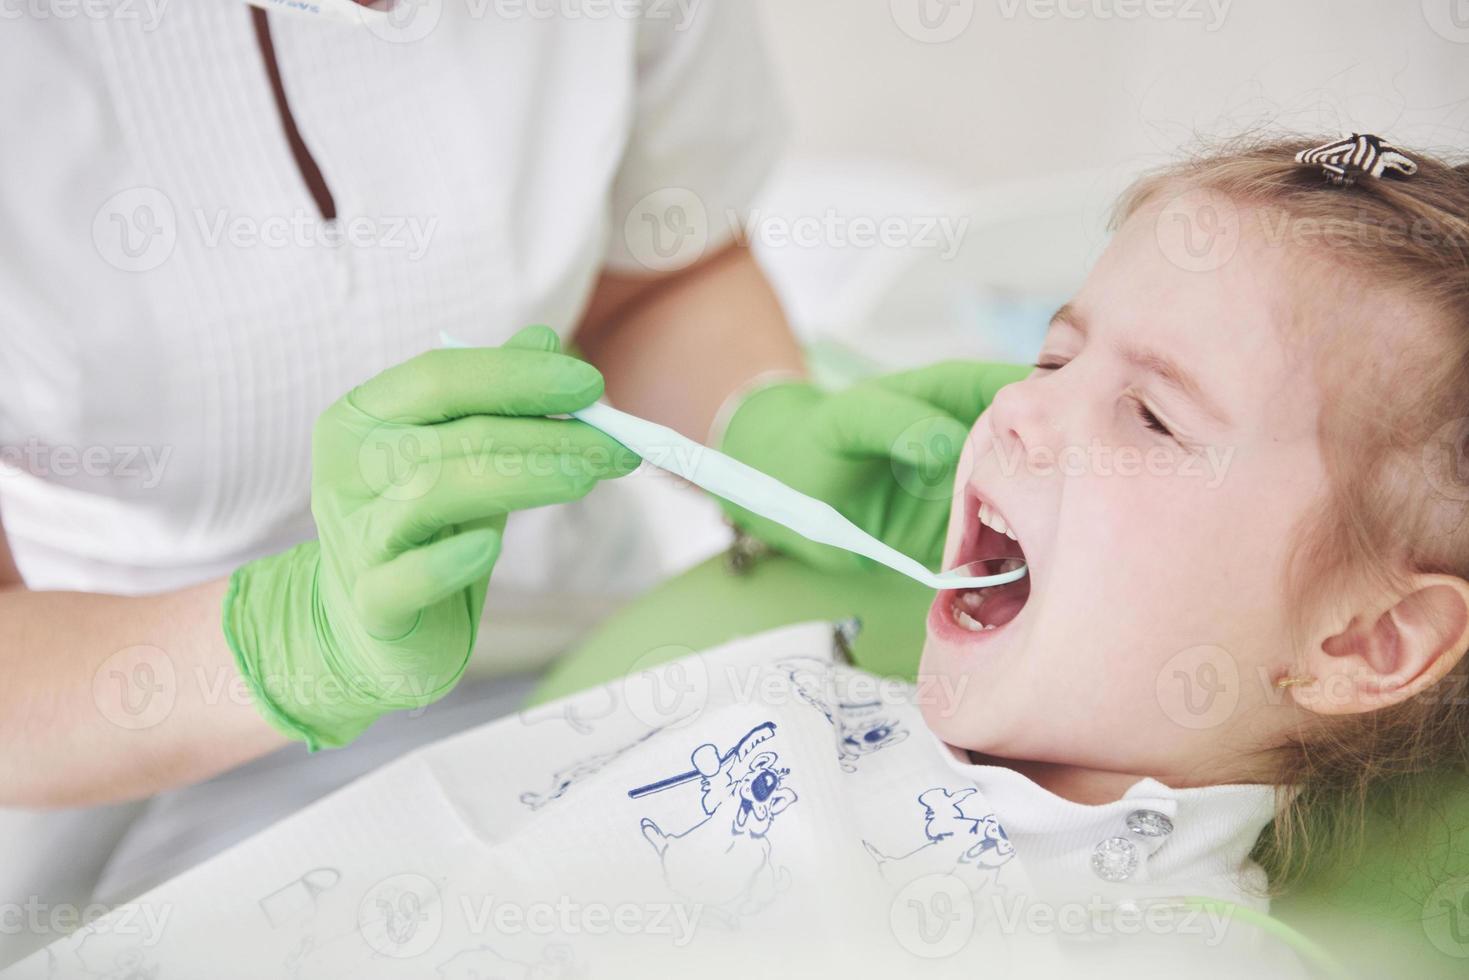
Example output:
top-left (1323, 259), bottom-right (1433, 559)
top-left (1295, 134), bottom-right (1419, 187)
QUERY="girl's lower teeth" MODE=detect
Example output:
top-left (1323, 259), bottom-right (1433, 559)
top-left (952, 601), bottom-right (996, 632)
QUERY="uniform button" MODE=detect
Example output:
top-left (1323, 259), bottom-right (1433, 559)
top-left (1125, 809), bottom-right (1174, 838)
top-left (1090, 836), bottom-right (1140, 882)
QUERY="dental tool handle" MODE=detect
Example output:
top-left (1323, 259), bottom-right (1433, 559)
top-left (439, 332), bottom-right (927, 575)
top-left (571, 402), bottom-right (942, 586)
top-left (440, 328), bottom-right (1017, 589)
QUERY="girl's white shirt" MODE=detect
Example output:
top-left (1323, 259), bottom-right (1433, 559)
top-left (0, 0), bottom-right (784, 596)
top-left (4, 621), bottom-right (1308, 979)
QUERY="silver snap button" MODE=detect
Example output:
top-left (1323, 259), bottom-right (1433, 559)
top-left (1090, 836), bottom-right (1140, 882)
top-left (1126, 809), bottom-right (1174, 838)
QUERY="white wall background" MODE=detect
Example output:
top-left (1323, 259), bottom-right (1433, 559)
top-left (753, 0), bottom-right (1469, 188)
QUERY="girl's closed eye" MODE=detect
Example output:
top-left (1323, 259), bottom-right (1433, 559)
top-left (1133, 398), bottom-right (1173, 437)
top-left (1129, 394), bottom-right (1204, 453)
top-left (1032, 357), bottom-right (1185, 445)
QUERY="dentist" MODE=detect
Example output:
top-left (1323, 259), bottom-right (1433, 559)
top-left (0, 0), bottom-right (1010, 935)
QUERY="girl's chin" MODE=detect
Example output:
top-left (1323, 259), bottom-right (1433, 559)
top-left (917, 630), bottom-right (1018, 743)
top-left (915, 685), bottom-right (993, 755)
top-left (915, 689), bottom-right (961, 740)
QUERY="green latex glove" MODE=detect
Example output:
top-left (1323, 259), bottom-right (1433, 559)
top-left (718, 362), bottom-right (1032, 571)
top-left (223, 326), bottom-right (638, 750)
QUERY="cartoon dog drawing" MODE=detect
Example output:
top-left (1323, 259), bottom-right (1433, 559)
top-left (863, 787), bottom-right (1014, 892)
top-left (778, 658), bottom-right (908, 771)
top-left (630, 723), bottom-right (797, 924)
top-left (831, 700), bottom-right (908, 772)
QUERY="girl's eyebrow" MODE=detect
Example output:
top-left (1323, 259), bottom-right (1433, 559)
top-left (1048, 304), bottom-right (1234, 427)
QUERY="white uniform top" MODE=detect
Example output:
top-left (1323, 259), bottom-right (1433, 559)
top-left (0, 4), bottom-right (784, 964)
top-left (0, 0), bottom-right (783, 595)
top-left (3, 622), bottom-right (1307, 980)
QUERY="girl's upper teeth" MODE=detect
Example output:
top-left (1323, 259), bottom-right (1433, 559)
top-left (978, 502), bottom-right (1017, 541)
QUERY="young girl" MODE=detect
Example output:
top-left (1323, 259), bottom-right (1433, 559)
top-left (919, 130), bottom-right (1469, 975)
top-left (10, 134), bottom-right (1468, 979)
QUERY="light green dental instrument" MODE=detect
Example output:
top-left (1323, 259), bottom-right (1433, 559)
top-left (574, 403), bottom-right (1026, 592)
top-left (439, 332), bottom-right (1025, 591)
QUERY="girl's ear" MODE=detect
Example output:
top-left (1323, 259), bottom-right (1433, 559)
top-left (1292, 574), bottom-right (1469, 716)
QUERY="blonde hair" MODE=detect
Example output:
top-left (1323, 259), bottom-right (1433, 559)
top-left (1111, 133), bottom-right (1469, 887)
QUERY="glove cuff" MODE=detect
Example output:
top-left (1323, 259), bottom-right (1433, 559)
top-left (715, 377), bottom-right (823, 456)
top-left (223, 542), bottom-right (373, 752)
top-left (707, 370), bottom-right (810, 450)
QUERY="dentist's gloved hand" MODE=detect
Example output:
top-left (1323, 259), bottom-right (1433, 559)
top-left (223, 326), bottom-right (638, 750)
top-left (717, 362), bottom-right (1031, 572)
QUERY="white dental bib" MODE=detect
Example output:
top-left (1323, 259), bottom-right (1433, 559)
top-left (4, 623), bottom-right (1304, 980)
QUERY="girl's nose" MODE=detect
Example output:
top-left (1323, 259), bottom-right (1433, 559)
top-left (985, 374), bottom-right (1064, 465)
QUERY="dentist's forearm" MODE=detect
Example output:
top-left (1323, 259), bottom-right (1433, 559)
top-left (575, 243), bottom-right (806, 441)
top-left (0, 578), bottom-right (287, 807)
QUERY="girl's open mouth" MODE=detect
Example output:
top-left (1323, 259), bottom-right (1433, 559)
top-left (933, 488), bottom-right (1031, 638)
